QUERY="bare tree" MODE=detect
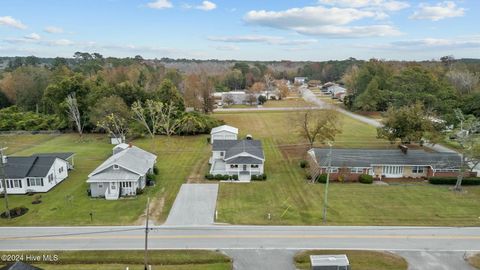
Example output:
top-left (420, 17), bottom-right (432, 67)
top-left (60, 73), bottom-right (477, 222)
top-left (131, 100), bottom-right (163, 139)
top-left (246, 93), bottom-right (257, 106)
top-left (65, 93), bottom-right (84, 136)
top-left (446, 69), bottom-right (479, 95)
top-left (297, 109), bottom-right (342, 148)
top-left (97, 113), bottom-right (129, 143)
top-left (264, 73), bottom-right (274, 99)
top-left (159, 101), bottom-right (181, 137)
top-left (453, 109), bottom-right (480, 191)
top-left (223, 94), bottom-right (234, 107)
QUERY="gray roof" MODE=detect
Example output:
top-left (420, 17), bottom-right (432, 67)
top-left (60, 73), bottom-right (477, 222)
top-left (88, 145), bottom-right (157, 180)
top-left (33, 152), bottom-right (74, 160)
top-left (226, 156), bottom-right (263, 164)
top-left (310, 148), bottom-right (461, 169)
top-left (0, 261), bottom-right (42, 270)
top-left (213, 140), bottom-right (264, 160)
top-left (4, 153), bottom-right (73, 179)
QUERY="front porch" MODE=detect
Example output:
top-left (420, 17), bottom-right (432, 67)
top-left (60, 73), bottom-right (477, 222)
top-left (209, 159), bottom-right (263, 182)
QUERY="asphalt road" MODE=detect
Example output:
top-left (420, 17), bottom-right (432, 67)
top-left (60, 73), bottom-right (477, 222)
top-left (164, 184), bottom-right (219, 226)
top-left (1, 225), bottom-right (480, 251)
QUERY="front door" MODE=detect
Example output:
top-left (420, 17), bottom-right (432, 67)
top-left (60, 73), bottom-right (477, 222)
top-left (243, 165), bottom-right (247, 171)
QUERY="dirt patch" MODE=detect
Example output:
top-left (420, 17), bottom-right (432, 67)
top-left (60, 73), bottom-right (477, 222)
top-left (279, 145), bottom-right (309, 161)
top-left (135, 193), bottom-right (165, 225)
top-left (186, 156), bottom-right (210, 183)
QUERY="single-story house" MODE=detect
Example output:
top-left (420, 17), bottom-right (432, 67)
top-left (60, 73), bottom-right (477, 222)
top-left (328, 85), bottom-right (347, 98)
top-left (1, 153), bottom-right (74, 194)
top-left (294, 77), bottom-right (307, 85)
top-left (210, 139), bottom-right (265, 182)
top-left (210, 125), bottom-right (238, 144)
top-left (87, 143), bottom-right (157, 200)
top-left (307, 147), bottom-right (465, 181)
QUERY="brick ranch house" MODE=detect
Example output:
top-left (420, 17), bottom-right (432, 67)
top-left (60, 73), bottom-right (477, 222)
top-left (307, 147), bottom-right (471, 181)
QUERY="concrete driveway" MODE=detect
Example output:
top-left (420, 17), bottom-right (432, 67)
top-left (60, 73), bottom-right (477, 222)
top-left (164, 184), bottom-right (219, 225)
top-left (395, 251), bottom-right (477, 270)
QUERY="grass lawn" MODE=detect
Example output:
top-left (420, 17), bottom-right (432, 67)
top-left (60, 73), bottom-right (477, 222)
top-left (0, 250), bottom-right (231, 270)
top-left (262, 98), bottom-right (314, 108)
top-left (213, 111), bottom-right (480, 226)
top-left (469, 253), bottom-right (480, 269)
top-left (0, 133), bottom-right (210, 226)
top-left (1, 134), bottom-right (60, 155)
top-left (294, 250), bottom-right (407, 270)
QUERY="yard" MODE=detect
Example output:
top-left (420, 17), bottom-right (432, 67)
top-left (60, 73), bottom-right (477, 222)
top-left (0, 250), bottom-right (231, 270)
top-left (469, 253), bottom-right (480, 269)
top-left (261, 98), bottom-right (314, 108)
top-left (294, 250), bottom-right (407, 270)
top-left (0, 133), bottom-right (210, 226)
top-left (213, 111), bottom-right (480, 226)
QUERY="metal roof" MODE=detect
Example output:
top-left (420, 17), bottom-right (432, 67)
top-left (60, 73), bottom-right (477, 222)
top-left (310, 255), bottom-right (349, 266)
top-left (211, 125), bottom-right (238, 135)
top-left (88, 145), bottom-right (157, 178)
top-left (311, 148), bottom-right (461, 169)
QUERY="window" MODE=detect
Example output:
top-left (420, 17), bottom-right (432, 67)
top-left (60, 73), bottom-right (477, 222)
top-left (28, 178), bottom-right (43, 187)
top-left (59, 166), bottom-right (64, 173)
top-left (327, 167), bottom-right (338, 173)
top-left (230, 164), bottom-right (238, 168)
top-left (382, 165), bottom-right (404, 175)
top-left (98, 184), bottom-right (103, 188)
top-left (121, 182), bottom-right (132, 188)
top-left (251, 164), bottom-right (259, 168)
top-left (48, 174), bottom-right (54, 183)
top-left (350, 168), bottom-right (363, 174)
top-left (13, 180), bottom-right (22, 188)
top-left (113, 164), bottom-right (119, 170)
top-left (220, 152), bottom-right (224, 157)
top-left (412, 166), bottom-right (424, 174)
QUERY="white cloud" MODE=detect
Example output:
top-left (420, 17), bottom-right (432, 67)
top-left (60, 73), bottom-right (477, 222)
top-left (44, 26), bottom-right (64, 34)
top-left (146, 0), bottom-right (173, 9)
top-left (24, 33), bottom-right (41, 40)
top-left (410, 1), bottom-right (465, 21)
top-left (49, 39), bottom-right (74, 46)
top-left (319, 0), bottom-right (409, 11)
top-left (244, 6), bottom-right (401, 38)
top-left (0, 16), bottom-right (27, 29)
top-left (213, 45), bottom-right (239, 51)
top-left (208, 35), bottom-right (317, 46)
top-left (197, 1), bottom-right (216, 11)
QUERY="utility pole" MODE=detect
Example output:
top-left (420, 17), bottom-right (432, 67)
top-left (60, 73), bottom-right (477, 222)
top-left (322, 142), bottom-right (332, 224)
top-left (144, 197), bottom-right (150, 270)
top-left (0, 147), bottom-right (10, 219)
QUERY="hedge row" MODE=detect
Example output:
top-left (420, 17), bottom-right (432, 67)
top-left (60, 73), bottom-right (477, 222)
top-left (251, 174), bottom-right (267, 181)
top-left (359, 174), bottom-right (373, 184)
top-left (429, 177), bottom-right (480, 186)
top-left (205, 174), bottom-right (238, 181)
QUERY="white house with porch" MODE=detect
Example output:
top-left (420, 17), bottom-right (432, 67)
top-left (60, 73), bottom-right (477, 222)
top-left (210, 125), bottom-right (238, 144)
top-left (87, 143), bottom-right (157, 200)
top-left (209, 125), bottom-right (265, 182)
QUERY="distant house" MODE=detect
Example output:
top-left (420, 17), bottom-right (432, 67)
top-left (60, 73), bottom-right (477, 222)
top-left (210, 125), bottom-right (238, 144)
top-left (328, 85), bottom-right (347, 98)
top-left (87, 143), bottom-right (157, 200)
top-left (294, 77), bottom-right (307, 85)
top-left (307, 147), bottom-right (465, 181)
top-left (221, 91), bottom-right (249, 105)
top-left (1, 153), bottom-right (74, 195)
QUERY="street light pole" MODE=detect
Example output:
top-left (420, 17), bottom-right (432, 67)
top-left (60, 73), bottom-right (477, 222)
top-left (0, 147), bottom-right (10, 219)
top-left (322, 142), bottom-right (332, 224)
top-left (144, 197), bottom-right (150, 270)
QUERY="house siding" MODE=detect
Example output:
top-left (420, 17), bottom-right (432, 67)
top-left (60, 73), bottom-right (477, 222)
top-left (211, 131), bottom-right (237, 143)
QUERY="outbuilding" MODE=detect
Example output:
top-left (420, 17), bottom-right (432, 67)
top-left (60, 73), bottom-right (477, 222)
top-left (210, 125), bottom-right (238, 144)
top-left (310, 254), bottom-right (350, 270)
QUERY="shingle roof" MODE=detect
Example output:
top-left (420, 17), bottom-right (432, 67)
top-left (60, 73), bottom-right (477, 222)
top-left (311, 148), bottom-right (461, 169)
top-left (226, 156), bottom-right (263, 164)
top-left (224, 140), bottom-right (264, 160)
top-left (211, 125), bottom-right (238, 135)
top-left (88, 145), bottom-right (157, 178)
top-left (4, 153), bottom-right (73, 179)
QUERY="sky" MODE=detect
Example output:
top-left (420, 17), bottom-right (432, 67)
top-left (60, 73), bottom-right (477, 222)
top-left (0, 0), bottom-right (478, 61)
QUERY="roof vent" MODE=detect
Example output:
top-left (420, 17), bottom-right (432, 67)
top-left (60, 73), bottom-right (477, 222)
top-left (399, 144), bottom-right (408, 154)
top-left (246, 134), bottom-right (253, 140)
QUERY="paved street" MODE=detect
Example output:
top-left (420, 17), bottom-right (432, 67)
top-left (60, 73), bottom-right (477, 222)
top-left (164, 184), bottom-right (219, 225)
top-left (1, 225), bottom-right (480, 251)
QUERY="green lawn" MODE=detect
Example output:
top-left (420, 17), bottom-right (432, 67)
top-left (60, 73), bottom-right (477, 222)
top-left (294, 250), bottom-right (407, 270)
top-left (262, 98), bottom-right (313, 108)
top-left (0, 134), bottom-right (210, 226)
top-left (214, 111), bottom-right (480, 226)
top-left (0, 250), bottom-right (231, 270)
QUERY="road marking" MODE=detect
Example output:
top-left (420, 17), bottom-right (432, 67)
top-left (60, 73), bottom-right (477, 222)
top-left (3, 234), bottom-right (480, 241)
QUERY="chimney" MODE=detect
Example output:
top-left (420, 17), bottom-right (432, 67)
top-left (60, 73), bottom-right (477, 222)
top-left (398, 144), bottom-right (408, 154)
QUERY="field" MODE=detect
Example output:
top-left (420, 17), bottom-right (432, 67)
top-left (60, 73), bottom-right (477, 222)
top-left (0, 250), bottom-right (231, 270)
top-left (0, 134), bottom-right (210, 226)
top-left (262, 98), bottom-right (313, 108)
top-left (294, 250), bottom-right (407, 270)
top-left (213, 111), bottom-right (480, 226)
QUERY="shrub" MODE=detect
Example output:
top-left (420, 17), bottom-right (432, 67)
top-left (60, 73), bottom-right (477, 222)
top-left (305, 173), bottom-right (312, 180)
top-left (205, 174), bottom-right (214, 180)
top-left (299, 160), bottom-right (307, 168)
top-left (223, 175), bottom-right (230, 180)
top-left (316, 173), bottom-right (328, 183)
top-left (136, 188), bottom-right (144, 195)
top-left (153, 166), bottom-right (159, 175)
top-left (429, 177), bottom-right (480, 186)
top-left (232, 175), bottom-right (238, 180)
top-left (251, 175), bottom-right (258, 181)
top-left (251, 174), bottom-right (266, 181)
top-left (146, 173), bottom-right (155, 181)
top-left (214, 174), bottom-right (223, 180)
top-left (359, 174), bottom-right (374, 184)
top-left (262, 174), bottom-right (267, 180)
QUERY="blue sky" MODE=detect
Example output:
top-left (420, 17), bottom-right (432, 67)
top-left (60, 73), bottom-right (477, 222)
top-left (0, 0), bottom-right (478, 61)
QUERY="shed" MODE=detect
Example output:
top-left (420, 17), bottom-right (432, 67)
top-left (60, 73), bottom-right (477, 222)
top-left (310, 254), bottom-right (350, 270)
top-left (210, 125), bottom-right (238, 144)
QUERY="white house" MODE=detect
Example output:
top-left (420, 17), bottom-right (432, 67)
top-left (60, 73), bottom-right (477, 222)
top-left (1, 153), bottom-right (74, 195)
top-left (87, 143), bottom-right (157, 200)
top-left (210, 139), bottom-right (265, 182)
top-left (210, 125), bottom-right (238, 144)
top-left (294, 77), bottom-right (307, 85)
top-left (110, 134), bottom-right (125, 145)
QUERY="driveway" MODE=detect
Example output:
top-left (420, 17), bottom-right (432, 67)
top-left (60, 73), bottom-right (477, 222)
top-left (395, 251), bottom-right (477, 270)
top-left (164, 184), bottom-right (219, 225)
top-left (223, 249), bottom-right (296, 270)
